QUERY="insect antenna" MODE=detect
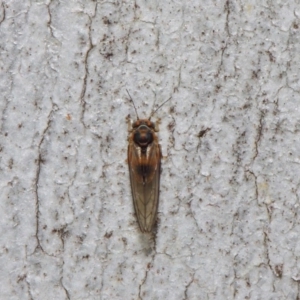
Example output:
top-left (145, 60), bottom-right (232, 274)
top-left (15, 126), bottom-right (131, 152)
top-left (126, 89), bottom-right (139, 120)
top-left (149, 96), bottom-right (172, 120)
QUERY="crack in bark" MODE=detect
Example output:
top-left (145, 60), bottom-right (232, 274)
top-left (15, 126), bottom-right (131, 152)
top-left (46, 1), bottom-right (54, 38)
top-left (32, 104), bottom-right (55, 255)
top-left (188, 198), bottom-right (203, 235)
top-left (263, 230), bottom-right (275, 277)
top-left (216, 0), bottom-right (231, 75)
top-left (25, 274), bottom-right (34, 300)
top-left (243, 110), bottom-right (264, 205)
top-left (174, 63), bottom-right (182, 93)
top-left (138, 234), bottom-right (157, 299)
top-left (138, 261), bottom-right (151, 300)
top-left (196, 127), bottom-right (210, 153)
top-left (253, 111), bottom-right (264, 161)
top-left (231, 267), bottom-right (237, 298)
top-left (0, 96), bottom-right (10, 132)
top-left (183, 272), bottom-right (195, 300)
top-left (245, 169), bottom-right (258, 204)
top-left (60, 277), bottom-right (70, 300)
top-left (21, 246), bottom-right (34, 299)
top-left (55, 222), bottom-right (71, 298)
top-left (224, 0), bottom-right (231, 36)
top-left (0, 2), bottom-right (6, 25)
top-left (66, 143), bottom-right (79, 218)
top-left (80, 14), bottom-right (95, 128)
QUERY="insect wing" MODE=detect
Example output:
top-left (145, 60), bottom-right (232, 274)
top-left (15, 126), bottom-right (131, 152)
top-left (128, 139), bottom-right (161, 232)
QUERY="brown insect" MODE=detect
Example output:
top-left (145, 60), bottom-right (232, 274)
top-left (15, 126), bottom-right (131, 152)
top-left (126, 90), bottom-right (171, 233)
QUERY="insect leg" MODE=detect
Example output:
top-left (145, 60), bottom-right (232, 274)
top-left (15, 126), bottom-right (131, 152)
top-left (126, 115), bottom-right (132, 132)
top-left (154, 118), bottom-right (161, 132)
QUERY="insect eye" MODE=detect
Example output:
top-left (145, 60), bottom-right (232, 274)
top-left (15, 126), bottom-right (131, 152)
top-left (132, 121), bottom-right (139, 128)
top-left (148, 121), bottom-right (155, 128)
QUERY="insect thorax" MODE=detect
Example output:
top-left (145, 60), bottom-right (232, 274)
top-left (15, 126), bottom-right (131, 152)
top-left (133, 124), bottom-right (154, 147)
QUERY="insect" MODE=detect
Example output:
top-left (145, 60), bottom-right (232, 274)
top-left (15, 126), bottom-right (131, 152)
top-left (126, 90), bottom-right (171, 233)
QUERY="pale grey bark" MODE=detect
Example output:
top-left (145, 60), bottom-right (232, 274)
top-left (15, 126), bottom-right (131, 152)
top-left (1, 0), bottom-right (300, 299)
